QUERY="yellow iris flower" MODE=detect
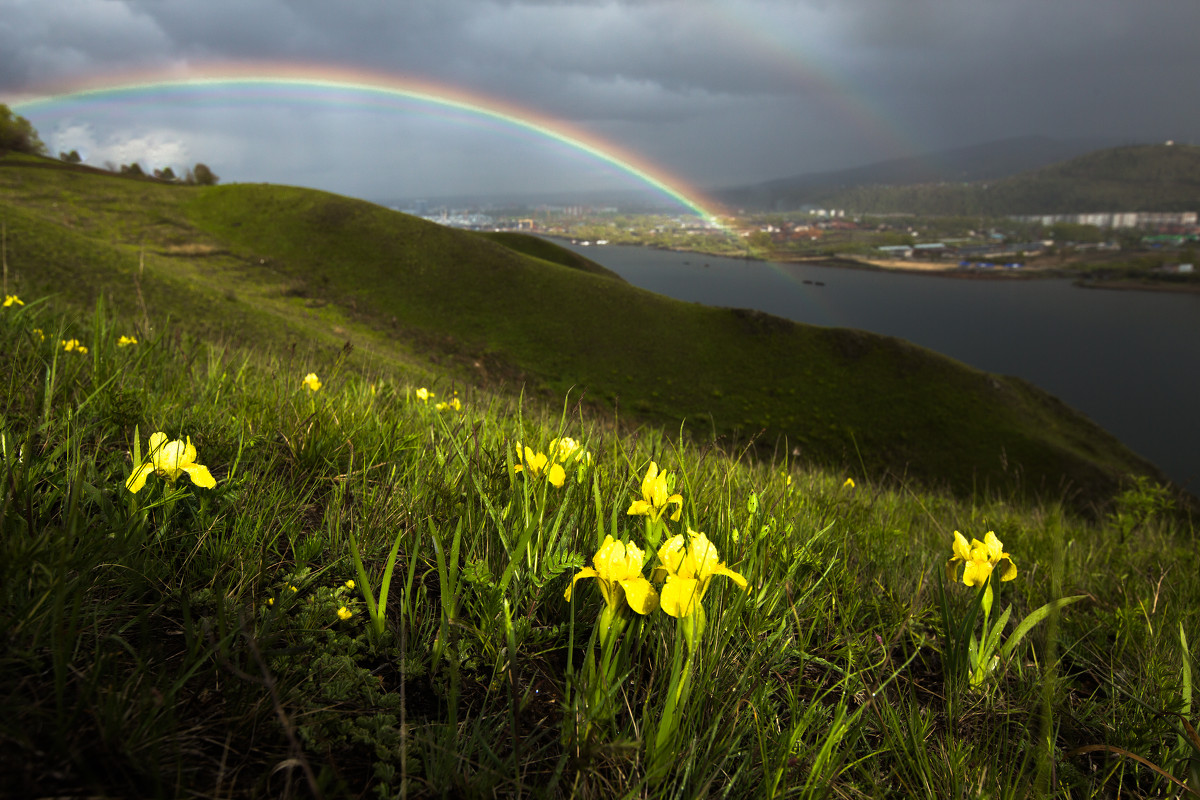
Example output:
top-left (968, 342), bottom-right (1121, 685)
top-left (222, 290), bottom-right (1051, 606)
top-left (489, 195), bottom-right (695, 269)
top-left (126, 431), bottom-right (217, 493)
top-left (416, 387), bottom-right (433, 402)
top-left (653, 529), bottom-right (748, 618)
top-left (435, 395), bottom-right (462, 412)
top-left (626, 461), bottom-right (683, 521)
top-left (549, 436), bottom-right (590, 466)
top-left (946, 530), bottom-right (1017, 587)
top-left (564, 535), bottom-right (659, 616)
top-left (302, 372), bottom-right (322, 392)
top-left (514, 444), bottom-right (566, 488)
top-left (3, 294), bottom-right (24, 307)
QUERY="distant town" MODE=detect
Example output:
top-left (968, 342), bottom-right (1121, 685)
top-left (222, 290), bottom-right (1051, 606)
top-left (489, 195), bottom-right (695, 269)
top-left (388, 199), bottom-right (1199, 278)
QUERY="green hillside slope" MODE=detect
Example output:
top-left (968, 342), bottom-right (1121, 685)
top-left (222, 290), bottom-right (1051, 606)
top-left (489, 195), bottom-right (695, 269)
top-left (479, 231), bottom-right (625, 280)
top-left (0, 153), bottom-right (1165, 506)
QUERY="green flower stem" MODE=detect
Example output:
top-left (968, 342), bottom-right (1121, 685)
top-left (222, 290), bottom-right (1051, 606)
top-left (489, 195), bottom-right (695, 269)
top-left (649, 635), bottom-right (693, 785)
top-left (643, 516), bottom-right (666, 560)
top-left (586, 602), bottom-right (630, 724)
top-left (679, 604), bottom-right (705, 654)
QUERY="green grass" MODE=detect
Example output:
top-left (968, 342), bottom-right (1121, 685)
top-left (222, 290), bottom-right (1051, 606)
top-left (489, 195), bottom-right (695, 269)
top-left (3, 155), bottom-right (1197, 795)
top-left (0, 152), bottom-right (1170, 511)
top-left (1, 295), bottom-right (1198, 798)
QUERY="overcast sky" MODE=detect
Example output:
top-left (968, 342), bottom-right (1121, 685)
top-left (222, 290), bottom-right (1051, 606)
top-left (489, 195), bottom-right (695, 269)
top-left (2, 0), bottom-right (1197, 206)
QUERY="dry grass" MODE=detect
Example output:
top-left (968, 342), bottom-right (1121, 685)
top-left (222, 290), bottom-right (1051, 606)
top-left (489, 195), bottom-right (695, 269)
top-left (158, 243), bottom-right (225, 257)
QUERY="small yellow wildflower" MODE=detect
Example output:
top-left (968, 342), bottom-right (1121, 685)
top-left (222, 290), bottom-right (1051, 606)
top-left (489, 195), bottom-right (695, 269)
top-left (266, 597), bottom-right (275, 606)
top-left (60, 338), bottom-right (89, 354)
top-left (843, 477), bottom-right (855, 488)
top-left (117, 335), bottom-right (138, 347)
top-left (337, 606), bottom-right (353, 621)
top-left (549, 436), bottom-right (589, 463)
top-left (565, 535), bottom-right (659, 615)
top-left (289, 584), bottom-right (298, 593)
top-left (653, 529), bottom-right (748, 619)
top-left (302, 372), bottom-right (322, 392)
top-left (514, 444), bottom-right (566, 488)
top-left (626, 462), bottom-right (683, 521)
top-left (416, 387), bottom-right (433, 402)
top-left (32, 328), bottom-right (45, 342)
top-left (125, 432), bottom-right (217, 493)
top-left (946, 531), bottom-right (1017, 588)
top-left (345, 579), bottom-right (355, 590)
top-left (435, 395), bottom-right (462, 412)
top-left (2, 295), bottom-right (23, 307)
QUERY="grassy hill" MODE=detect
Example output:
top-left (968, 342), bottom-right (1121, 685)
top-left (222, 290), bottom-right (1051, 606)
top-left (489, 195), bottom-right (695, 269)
top-left (1, 152), bottom-right (1198, 798)
top-left (718, 135), bottom-right (1119, 211)
top-left (0, 152), bottom-right (1170, 509)
top-left (726, 143), bottom-right (1200, 215)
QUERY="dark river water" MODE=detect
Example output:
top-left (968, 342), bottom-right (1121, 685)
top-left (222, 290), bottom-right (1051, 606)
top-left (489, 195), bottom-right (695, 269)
top-left (556, 241), bottom-right (1200, 491)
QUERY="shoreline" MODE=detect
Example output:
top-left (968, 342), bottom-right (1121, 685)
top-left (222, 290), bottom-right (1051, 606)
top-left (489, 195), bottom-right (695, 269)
top-left (794, 256), bottom-right (1200, 293)
top-left (544, 234), bottom-right (1200, 294)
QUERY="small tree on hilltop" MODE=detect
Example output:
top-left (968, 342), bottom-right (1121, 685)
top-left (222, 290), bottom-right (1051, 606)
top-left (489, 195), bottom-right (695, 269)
top-left (0, 104), bottom-right (47, 156)
top-left (188, 163), bottom-right (219, 186)
top-left (153, 166), bottom-right (176, 181)
top-left (59, 149), bottom-right (82, 164)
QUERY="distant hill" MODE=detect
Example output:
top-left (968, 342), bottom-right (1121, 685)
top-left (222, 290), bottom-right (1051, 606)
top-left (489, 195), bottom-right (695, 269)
top-left (812, 144), bottom-right (1200, 216)
top-left (717, 136), bottom-right (1126, 211)
top-left (0, 152), bottom-right (1167, 506)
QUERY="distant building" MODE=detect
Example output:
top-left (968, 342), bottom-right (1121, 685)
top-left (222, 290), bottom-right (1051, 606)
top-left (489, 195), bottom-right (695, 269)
top-left (1014, 211), bottom-right (1198, 229)
top-left (913, 243), bottom-right (950, 258)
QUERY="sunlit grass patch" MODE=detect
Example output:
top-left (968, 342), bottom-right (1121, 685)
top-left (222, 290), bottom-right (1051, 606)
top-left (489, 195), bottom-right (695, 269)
top-left (0, 294), bottom-right (1197, 798)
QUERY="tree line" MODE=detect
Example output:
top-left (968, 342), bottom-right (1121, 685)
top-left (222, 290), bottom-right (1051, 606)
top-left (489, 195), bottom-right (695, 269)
top-left (1, 103), bottom-right (218, 185)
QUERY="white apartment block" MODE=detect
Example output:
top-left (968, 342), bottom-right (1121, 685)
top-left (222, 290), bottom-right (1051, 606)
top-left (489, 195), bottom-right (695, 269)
top-left (1015, 211), bottom-right (1198, 228)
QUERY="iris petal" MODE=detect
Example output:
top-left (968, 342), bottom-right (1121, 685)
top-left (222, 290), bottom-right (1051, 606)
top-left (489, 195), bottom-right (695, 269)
top-left (952, 531), bottom-right (972, 561)
top-left (182, 463), bottom-right (217, 489)
top-left (999, 558), bottom-right (1018, 581)
top-left (661, 577), bottom-right (702, 618)
top-left (564, 566), bottom-right (599, 601)
top-left (620, 577), bottom-right (659, 615)
top-left (627, 499), bottom-right (652, 516)
top-left (126, 462), bottom-right (154, 493)
top-left (962, 559), bottom-right (993, 587)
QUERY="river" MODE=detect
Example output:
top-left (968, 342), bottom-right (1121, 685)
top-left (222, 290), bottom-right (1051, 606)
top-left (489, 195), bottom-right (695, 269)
top-left (556, 242), bottom-right (1200, 492)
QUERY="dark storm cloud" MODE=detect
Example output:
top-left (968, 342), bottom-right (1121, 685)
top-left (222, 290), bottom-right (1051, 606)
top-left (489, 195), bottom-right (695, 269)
top-left (0, 0), bottom-right (177, 85)
top-left (4, 0), bottom-right (1199, 197)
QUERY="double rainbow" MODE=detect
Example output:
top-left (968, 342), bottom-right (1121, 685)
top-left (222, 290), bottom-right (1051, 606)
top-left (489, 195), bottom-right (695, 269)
top-left (6, 62), bottom-right (726, 225)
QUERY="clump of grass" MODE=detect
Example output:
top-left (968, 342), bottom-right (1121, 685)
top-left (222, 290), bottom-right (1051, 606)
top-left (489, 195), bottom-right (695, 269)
top-left (1, 295), bottom-right (1197, 798)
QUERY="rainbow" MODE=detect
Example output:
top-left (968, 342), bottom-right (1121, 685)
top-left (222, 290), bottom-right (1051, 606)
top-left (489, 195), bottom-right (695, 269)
top-left (695, 1), bottom-right (919, 163)
top-left (4, 62), bottom-right (727, 225)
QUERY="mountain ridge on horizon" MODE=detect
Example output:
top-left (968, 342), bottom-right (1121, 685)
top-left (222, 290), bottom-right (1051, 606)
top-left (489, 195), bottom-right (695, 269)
top-left (715, 134), bottom-right (1143, 212)
top-left (376, 135), bottom-right (1147, 214)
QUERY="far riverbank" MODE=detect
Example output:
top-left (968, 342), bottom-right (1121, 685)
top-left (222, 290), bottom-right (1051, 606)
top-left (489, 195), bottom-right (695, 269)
top-left (544, 234), bottom-right (1200, 293)
top-left (778, 254), bottom-right (1200, 293)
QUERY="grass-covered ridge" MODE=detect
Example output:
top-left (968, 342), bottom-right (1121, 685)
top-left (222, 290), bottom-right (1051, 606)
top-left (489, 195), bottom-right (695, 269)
top-left (1, 295), bottom-right (1197, 798)
top-left (0, 153), bottom-right (1169, 509)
